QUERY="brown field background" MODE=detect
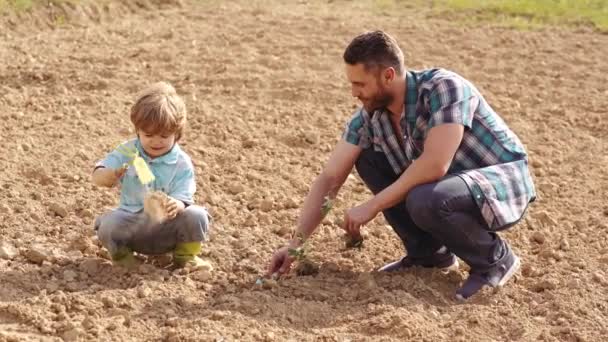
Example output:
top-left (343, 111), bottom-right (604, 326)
top-left (0, 1), bottom-right (607, 341)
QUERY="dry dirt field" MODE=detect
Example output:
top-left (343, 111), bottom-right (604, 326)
top-left (0, 0), bottom-right (607, 341)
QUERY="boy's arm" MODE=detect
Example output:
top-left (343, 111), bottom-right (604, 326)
top-left (92, 142), bottom-right (132, 188)
top-left (92, 165), bottom-right (128, 188)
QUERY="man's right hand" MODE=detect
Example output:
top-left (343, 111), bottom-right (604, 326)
top-left (267, 246), bottom-right (295, 277)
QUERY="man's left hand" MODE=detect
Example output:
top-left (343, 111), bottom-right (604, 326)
top-left (343, 201), bottom-right (378, 237)
top-left (166, 197), bottom-right (186, 219)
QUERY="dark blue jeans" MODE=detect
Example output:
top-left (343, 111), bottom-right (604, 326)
top-left (355, 148), bottom-right (507, 271)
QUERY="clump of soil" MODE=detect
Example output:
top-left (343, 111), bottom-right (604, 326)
top-left (143, 191), bottom-right (169, 223)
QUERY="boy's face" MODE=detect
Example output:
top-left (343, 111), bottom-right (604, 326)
top-left (138, 130), bottom-right (176, 158)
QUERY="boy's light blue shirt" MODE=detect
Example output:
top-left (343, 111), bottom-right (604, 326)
top-left (97, 139), bottom-right (196, 213)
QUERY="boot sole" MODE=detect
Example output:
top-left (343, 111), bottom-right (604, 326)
top-left (379, 258), bottom-right (460, 272)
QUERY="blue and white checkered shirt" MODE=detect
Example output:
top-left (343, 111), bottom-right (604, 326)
top-left (343, 68), bottom-right (536, 230)
top-left (96, 139), bottom-right (196, 213)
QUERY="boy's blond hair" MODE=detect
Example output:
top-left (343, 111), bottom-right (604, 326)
top-left (130, 82), bottom-right (187, 140)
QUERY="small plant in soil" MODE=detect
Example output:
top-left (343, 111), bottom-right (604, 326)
top-left (288, 232), bottom-right (319, 276)
top-left (344, 233), bottom-right (364, 249)
top-left (326, 196), bottom-right (364, 249)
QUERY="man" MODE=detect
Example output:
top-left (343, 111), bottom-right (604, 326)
top-left (267, 30), bottom-right (536, 300)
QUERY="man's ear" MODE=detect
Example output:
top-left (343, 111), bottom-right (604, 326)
top-left (383, 67), bottom-right (395, 84)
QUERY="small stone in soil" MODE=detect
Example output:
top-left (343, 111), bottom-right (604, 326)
top-left (0, 242), bottom-right (19, 260)
top-left (531, 232), bottom-right (545, 244)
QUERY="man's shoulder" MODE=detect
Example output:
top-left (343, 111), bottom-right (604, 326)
top-left (414, 68), bottom-right (464, 88)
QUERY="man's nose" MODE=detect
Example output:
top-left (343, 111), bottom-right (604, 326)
top-left (351, 87), bottom-right (359, 98)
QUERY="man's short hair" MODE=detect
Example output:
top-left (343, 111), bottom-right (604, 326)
top-left (343, 30), bottom-right (405, 75)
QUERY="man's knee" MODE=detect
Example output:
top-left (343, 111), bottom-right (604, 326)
top-left (406, 184), bottom-right (446, 230)
top-left (355, 148), bottom-right (395, 194)
top-left (354, 148), bottom-right (375, 172)
top-left (354, 149), bottom-right (375, 184)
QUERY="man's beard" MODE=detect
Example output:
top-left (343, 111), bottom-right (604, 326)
top-left (361, 82), bottom-right (393, 114)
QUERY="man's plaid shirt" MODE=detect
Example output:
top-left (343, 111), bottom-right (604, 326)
top-left (343, 68), bottom-right (536, 230)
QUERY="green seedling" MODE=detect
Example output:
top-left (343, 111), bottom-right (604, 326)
top-left (287, 245), bottom-right (307, 260)
top-left (116, 144), bottom-right (155, 185)
top-left (287, 232), bottom-right (319, 276)
top-left (345, 234), bottom-right (364, 249)
top-left (287, 232), bottom-right (309, 261)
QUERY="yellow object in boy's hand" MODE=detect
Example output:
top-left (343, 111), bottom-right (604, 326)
top-left (132, 155), bottom-right (155, 185)
top-left (116, 143), bottom-right (156, 185)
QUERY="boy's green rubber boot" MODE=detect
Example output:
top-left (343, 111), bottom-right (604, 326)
top-left (111, 247), bottom-right (138, 269)
top-left (173, 242), bottom-right (212, 271)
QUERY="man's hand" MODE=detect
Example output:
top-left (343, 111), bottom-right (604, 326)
top-left (267, 246), bottom-right (295, 277)
top-left (166, 197), bottom-right (186, 219)
top-left (343, 201), bottom-right (378, 238)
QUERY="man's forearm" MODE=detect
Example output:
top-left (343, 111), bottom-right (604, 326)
top-left (291, 173), bottom-right (343, 246)
top-left (369, 123), bottom-right (463, 213)
top-left (369, 156), bottom-right (446, 212)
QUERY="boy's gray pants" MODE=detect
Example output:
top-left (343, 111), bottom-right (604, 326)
top-left (94, 205), bottom-right (210, 256)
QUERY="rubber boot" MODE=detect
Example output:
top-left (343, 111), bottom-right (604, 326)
top-left (111, 246), bottom-right (138, 269)
top-left (173, 242), bottom-right (212, 271)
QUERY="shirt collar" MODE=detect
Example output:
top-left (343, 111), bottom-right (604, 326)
top-left (368, 71), bottom-right (417, 127)
top-left (371, 72), bottom-right (417, 125)
top-left (135, 139), bottom-right (180, 164)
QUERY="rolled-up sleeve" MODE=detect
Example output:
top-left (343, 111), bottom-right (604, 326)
top-left (342, 108), bottom-right (371, 148)
top-left (427, 78), bottom-right (478, 132)
top-left (95, 142), bottom-right (131, 170)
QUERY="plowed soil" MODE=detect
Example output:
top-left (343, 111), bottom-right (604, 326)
top-left (0, 1), bottom-right (607, 341)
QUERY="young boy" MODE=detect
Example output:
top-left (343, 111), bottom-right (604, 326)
top-left (92, 82), bottom-right (210, 269)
